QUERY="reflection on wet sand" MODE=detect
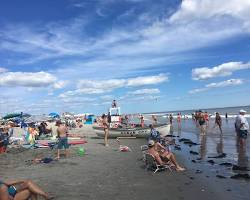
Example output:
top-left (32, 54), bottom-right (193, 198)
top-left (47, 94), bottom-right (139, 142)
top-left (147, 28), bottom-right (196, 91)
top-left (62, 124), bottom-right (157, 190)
top-left (199, 134), bottom-right (207, 159)
top-left (236, 136), bottom-right (249, 168)
top-left (216, 135), bottom-right (224, 155)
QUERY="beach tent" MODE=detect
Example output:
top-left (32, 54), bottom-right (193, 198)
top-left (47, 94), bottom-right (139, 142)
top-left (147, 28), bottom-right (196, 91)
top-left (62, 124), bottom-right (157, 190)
top-left (24, 115), bottom-right (50, 123)
top-left (2, 112), bottom-right (30, 120)
top-left (49, 112), bottom-right (60, 118)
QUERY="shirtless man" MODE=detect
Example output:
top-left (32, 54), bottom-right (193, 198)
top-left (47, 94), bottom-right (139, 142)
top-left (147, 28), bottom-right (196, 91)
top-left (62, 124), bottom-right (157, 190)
top-left (56, 121), bottom-right (69, 159)
top-left (147, 140), bottom-right (185, 171)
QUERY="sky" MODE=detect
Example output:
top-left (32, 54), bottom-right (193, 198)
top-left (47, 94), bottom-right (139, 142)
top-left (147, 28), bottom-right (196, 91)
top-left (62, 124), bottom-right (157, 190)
top-left (0, 0), bottom-right (250, 115)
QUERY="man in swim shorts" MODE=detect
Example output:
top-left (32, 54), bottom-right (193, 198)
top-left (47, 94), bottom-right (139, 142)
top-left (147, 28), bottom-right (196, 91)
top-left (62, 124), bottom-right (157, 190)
top-left (235, 110), bottom-right (249, 140)
top-left (56, 121), bottom-right (69, 159)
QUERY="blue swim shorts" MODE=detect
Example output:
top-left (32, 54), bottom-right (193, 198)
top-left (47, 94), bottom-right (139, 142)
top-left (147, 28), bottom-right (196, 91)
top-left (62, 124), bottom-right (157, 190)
top-left (58, 137), bottom-right (69, 149)
top-left (239, 130), bottom-right (248, 139)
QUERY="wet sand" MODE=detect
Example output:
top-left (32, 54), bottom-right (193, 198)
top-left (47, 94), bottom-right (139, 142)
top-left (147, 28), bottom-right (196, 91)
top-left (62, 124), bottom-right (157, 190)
top-left (0, 123), bottom-right (249, 200)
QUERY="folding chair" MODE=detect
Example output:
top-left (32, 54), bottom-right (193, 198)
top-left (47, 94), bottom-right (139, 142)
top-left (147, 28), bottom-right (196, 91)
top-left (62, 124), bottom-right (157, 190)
top-left (140, 145), bottom-right (149, 162)
top-left (145, 153), bottom-right (173, 173)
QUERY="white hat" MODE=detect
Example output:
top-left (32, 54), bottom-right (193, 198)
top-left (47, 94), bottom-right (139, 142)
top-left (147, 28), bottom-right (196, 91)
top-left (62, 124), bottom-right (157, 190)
top-left (239, 109), bottom-right (247, 113)
top-left (148, 140), bottom-right (155, 147)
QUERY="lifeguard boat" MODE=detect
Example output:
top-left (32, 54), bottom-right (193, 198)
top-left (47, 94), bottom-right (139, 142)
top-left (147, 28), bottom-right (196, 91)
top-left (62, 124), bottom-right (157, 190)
top-left (93, 106), bottom-right (170, 138)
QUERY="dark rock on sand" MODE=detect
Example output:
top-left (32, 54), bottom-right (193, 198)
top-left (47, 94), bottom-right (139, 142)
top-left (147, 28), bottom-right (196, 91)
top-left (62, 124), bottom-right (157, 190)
top-left (191, 160), bottom-right (196, 163)
top-left (207, 160), bottom-right (215, 165)
top-left (179, 138), bottom-right (199, 146)
top-left (232, 165), bottom-right (250, 171)
top-left (216, 175), bottom-right (226, 179)
top-left (174, 145), bottom-right (181, 151)
top-left (208, 153), bottom-right (226, 159)
top-left (190, 151), bottom-right (199, 155)
top-left (230, 174), bottom-right (250, 180)
top-left (219, 162), bottom-right (233, 167)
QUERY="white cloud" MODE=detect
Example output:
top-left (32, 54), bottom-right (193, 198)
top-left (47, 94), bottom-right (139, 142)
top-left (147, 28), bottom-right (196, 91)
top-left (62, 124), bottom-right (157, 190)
top-left (170, 0), bottom-right (250, 26)
top-left (128, 88), bottom-right (160, 95)
top-left (77, 79), bottom-right (126, 90)
top-left (127, 74), bottom-right (168, 87)
top-left (0, 71), bottom-right (57, 87)
top-left (60, 74), bottom-right (167, 98)
top-left (192, 61), bottom-right (250, 80)
top-left (189, 79), bottom-right (244, 94)
top-left (0, 67), bottom-right (8, 73)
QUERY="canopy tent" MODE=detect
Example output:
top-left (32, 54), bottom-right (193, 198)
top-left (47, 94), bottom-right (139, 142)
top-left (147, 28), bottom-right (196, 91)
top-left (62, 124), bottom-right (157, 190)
top-left (24, 115), bottom-right (51, 123)
top-left (2, 112), bottom-right (30, 120)
top-left (49, 112), bottom-right (60, 118)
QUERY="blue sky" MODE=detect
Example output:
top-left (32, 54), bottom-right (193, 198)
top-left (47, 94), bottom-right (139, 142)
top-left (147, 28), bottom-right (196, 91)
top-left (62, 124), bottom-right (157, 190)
top-left (0, 0), bottom-right (250, 115)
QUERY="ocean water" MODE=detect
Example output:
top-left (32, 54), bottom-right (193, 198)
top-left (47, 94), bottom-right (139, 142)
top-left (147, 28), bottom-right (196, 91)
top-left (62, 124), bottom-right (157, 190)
top-left (128, 106), bottom-right (250, 177)
top-left (149, 105), bottom-right (250, 118)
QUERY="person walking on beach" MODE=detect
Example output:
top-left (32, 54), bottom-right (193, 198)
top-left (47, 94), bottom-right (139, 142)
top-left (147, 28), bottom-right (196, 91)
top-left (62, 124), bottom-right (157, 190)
top-left (56, 121), bottom-right (69, 159)
top-left (198, 111), bottom-right (206, 135)
top-left (169, 114), bottom-right (173, 125)
top-left (177, 113), bottom-right (181, 130)
top-left (102, 114), bottom-right (109, 147)
top-left (152, 115), bottom-right (157, 126)
top-left (225, 112), bottom-right (228, 122)
top-left (235, 110), bottom-right (249, 143)
top-left (204, 112), bottom-right (209, 127)
top-left (214, 112), bottom-right (222, 134)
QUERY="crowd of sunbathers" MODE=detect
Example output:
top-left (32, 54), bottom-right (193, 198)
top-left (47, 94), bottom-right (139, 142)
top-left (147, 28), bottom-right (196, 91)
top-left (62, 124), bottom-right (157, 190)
top-left (147, 124), bottom-right (185, 171)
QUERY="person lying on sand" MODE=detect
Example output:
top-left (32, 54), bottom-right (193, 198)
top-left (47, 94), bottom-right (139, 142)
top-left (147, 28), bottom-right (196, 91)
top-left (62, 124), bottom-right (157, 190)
top-left (0, 179), bottom-right (54, 200)
top-left (148, 140), bottom-right (185, 171)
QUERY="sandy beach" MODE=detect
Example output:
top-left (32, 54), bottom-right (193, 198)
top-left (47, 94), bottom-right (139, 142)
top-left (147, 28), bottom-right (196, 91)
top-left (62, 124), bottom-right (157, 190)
top-left (0, 122), bottom-right (249, 200)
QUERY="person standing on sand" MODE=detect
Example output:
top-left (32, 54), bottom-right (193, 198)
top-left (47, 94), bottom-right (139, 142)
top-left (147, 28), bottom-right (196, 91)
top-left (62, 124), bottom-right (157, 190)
top-left (102, 114), bottom-right (109, 147)
top-left (214, 112), bottom-right (222, 134)
top-left (198, 111), bottom-right (206, 135)
top-left (56, 121), bottom-right (69, 159)
top-left (235, 110), bottom-right (249, 142)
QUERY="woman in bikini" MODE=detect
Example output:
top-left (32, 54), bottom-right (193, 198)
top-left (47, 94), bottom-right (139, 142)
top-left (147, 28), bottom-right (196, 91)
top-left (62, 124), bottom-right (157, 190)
top-left (102, 114), bottom-right (109, 147)
top-left (0, 179), bottom-right (53, 200)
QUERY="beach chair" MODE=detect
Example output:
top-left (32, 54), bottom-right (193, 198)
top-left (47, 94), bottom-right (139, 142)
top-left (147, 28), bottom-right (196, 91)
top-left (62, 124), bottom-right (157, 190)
top-left (145, 153), bottom-right (173, 173)
top-left (140, 145), bottom-right (149, 162)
